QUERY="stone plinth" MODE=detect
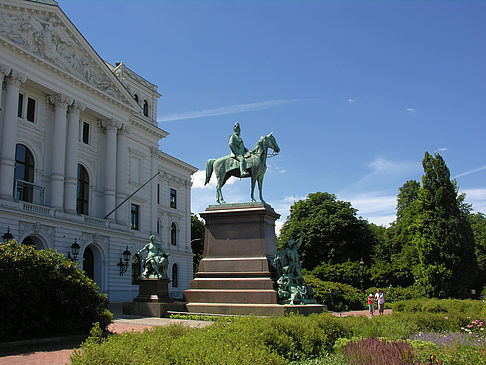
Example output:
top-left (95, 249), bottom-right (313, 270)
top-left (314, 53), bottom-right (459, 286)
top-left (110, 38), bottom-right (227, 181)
top-left (123, 278), bottom-right (180, 317)
top-left (134, 278), bottom-right (173, 303)
top-left (184, 203), bottom-right (280, 305)
top-left (185, 303), bottom-right (326, 317)
top-left (123, 301), bottom-right (187, 317)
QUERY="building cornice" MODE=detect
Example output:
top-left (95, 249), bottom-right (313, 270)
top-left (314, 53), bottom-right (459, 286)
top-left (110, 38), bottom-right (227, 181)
top-left (157, 150), bottom-right (198, 175)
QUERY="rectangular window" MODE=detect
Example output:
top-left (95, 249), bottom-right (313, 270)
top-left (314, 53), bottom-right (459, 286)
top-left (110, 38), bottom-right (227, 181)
top-left (170, 189), bottom-right (177, 209)
top-left (26, 97), bottom-right (36, 123)
top-left (130, 204), bottom-right (140, 230)
top-left (157, 183), bottom-right (160, 204)
top-left (17, 93), bottom-right (24, 118)
top-left (82, 122), bottom-right (90, 144)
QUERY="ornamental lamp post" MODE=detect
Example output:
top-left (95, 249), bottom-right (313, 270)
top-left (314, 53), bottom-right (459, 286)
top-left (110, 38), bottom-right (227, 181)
top-left (69, 238), bottom-right (80, 262)
top-left (2, 227), bottom-right (13, 243)
top-left (359, 258), bottom-right (365, 294)
top-left (117, 246), bottom-right (131, 276)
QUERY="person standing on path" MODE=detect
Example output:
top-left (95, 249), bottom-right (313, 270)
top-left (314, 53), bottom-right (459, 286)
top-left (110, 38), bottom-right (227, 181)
top-left (368, 294), bottom-right (374, 316)
top-left (375, 289), bottom-right (384, 315)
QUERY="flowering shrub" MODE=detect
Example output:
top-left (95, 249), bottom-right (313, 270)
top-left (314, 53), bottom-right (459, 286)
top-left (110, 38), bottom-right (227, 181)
top-left (461, 317), bottom-right (485, 334)
top-left (342, 337), bottom-right (416, 364)
top-left (411, 331), bottom-right (486, 347)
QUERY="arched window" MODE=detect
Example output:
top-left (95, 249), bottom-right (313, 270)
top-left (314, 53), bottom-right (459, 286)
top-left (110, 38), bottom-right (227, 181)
top-left (134, 94), bottom-right (139, 104)
top-left (14, 144), bottom-right (34, 202)
top-left (172, 263), bottom-right (178, 287)
top-left (171, 222), bottom-right (177, 246)
top-left (132, 254), bottom-right (141, 284)
top-left (143, 100), bottom-right (149, 117)
top-left (77, 164), bottom-right (89, 215)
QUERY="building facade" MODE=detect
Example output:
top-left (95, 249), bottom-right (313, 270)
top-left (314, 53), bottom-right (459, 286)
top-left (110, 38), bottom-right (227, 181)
top-left (0, 0), bottom-right (197, 301)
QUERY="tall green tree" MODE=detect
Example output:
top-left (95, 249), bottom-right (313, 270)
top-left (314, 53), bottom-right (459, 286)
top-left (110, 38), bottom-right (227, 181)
top-left (191, 214), bottom-right (205, 273)
top-left (468, 212), bottom-right (486, 291)
top-left (277, 192), bottom-right (374, 270)
top-left (412, 152), bottom-right (476, 298)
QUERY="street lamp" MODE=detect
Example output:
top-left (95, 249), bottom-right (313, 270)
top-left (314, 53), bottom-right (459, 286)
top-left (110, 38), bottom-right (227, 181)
top-left (359, 258), bottom-right (365, 294)
top-left (68, 238), bottom-right (80, 262)
top-left (117, 246), bottom-right (131, 276)
top-left (2, 227), bottom-right (13, 243)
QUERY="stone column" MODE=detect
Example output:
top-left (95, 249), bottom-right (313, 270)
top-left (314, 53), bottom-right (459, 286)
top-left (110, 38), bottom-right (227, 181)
top-left (64, 101), bottom-right (86, 213)
top-left (150, 147), bottom-right (158, 234)
top-left (101, 120), bottom-right (120, 219)
top-left (0, 64), bottom-right (12, 113)
top-left (0, 70), bottom-right (26, 200)
top-left (49, 94), bottom-right (72, 209)
top-left (115, 124), bottom-right (129, 224)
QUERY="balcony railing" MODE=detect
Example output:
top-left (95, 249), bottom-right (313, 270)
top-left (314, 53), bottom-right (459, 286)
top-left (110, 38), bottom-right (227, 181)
top-left (14, 179), bottom-right (46, 206)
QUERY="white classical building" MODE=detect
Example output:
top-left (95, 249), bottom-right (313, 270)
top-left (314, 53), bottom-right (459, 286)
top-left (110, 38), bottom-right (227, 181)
top-left (0, 0), bottom-right (197, 301)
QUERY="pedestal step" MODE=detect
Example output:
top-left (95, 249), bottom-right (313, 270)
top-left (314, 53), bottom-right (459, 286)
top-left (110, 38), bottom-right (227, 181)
top-left (185, 302), bottom-right (326, 317)
top-left (184, 289), bottom-right (278, 304)
top-left (190, 277), bottom-right (275, 290)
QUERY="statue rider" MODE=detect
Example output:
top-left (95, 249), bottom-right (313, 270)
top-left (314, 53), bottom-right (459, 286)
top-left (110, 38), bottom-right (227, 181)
top-left (229, 122), bottom-right (250, 177)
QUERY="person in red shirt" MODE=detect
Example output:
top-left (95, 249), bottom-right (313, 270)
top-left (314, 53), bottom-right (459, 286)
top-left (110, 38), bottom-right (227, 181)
top-left (368, 294), bottom-right (374, 316)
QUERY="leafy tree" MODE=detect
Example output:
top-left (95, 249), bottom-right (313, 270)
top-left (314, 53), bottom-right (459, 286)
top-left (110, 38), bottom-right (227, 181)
top-left (191, 214), bottom-right (205, 273)
top-left (371, 180), bottom-right (421, 288)
top-left (0, 241), bottom-right (112, 341)
top-left (277, 192), bottom-right (374, 270)
top-left (468, 212), bottom-right (486, 291)
top-left (412, 152), bottom-right (476, 298)
top-left (310, 260), bottom-right (362, 287)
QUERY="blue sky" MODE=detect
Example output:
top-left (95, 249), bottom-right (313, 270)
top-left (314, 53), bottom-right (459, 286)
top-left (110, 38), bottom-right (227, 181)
top-left (60, 0), bottom-right (486, 230)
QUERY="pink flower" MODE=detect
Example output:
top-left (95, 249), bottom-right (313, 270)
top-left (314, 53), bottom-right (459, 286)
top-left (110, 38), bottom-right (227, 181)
top-left (444, 317), bottom-right (448, 319)
top-left (467, 324), bottom-right (473, 328)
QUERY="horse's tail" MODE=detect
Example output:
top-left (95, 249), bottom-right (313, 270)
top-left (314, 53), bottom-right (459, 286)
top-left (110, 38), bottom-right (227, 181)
top-left (205, 159), bottom-right (215, 185)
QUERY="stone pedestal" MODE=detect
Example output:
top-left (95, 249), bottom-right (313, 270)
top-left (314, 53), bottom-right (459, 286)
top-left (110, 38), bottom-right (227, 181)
top-left (184, 203), bottom-right (279, 305)
top-left (184, 203), bottom-right (325, 316)
top-left (123, 278), bottom-right (185, 317)
top-left (134, 279), bottom-right (173, 303)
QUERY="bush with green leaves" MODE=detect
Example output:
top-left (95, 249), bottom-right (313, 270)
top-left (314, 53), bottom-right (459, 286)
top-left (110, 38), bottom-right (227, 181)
top-left (72, 313), bottom-right (351, 364)
top-left (72, 304), bottom-right (486, 364)
top-left (392, 298), bottom-right (484, 318)
top-left (0, 242), bottom-right (112, 341)
top-left (303, 274), bottom-right (364, 311)
top-left (310, 260), bottom-right (361, 287)
top-left (364, 284), bottom-right (427, 304)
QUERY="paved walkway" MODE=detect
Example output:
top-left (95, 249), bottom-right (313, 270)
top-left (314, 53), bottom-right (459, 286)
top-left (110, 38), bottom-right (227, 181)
top-left (0, 305), bottom-right (391, 365)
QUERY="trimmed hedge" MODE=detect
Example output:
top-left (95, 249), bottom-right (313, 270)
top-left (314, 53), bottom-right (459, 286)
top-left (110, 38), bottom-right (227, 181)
top-left (303, 274), bottom-right (364, 311)
top-left (392, 298), bottom-right (484, 318)
top-left (0, 242), bottom-right (112, 341)
top-left (71, 304), bottom-right (486, 364)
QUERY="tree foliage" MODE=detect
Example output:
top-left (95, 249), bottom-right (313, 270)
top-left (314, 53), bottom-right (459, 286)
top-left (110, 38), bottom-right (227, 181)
top-left (0, 241), bottom-right (112, 341)
top-left (468, 212), bottom-right (486, 290)
top-left (191, 214), bottom-right (205, 273)
top-left (277, 192), bottom-right (375, 270)
top-left (411, 152), bottom-right (476, 298)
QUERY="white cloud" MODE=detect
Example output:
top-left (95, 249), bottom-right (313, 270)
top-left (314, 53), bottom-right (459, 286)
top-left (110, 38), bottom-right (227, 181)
top-left (338, 192), bottom-right (397, 226)
top-left (454, 165), bottom-right (486, 179)
top-left (158, 98), bottom-right (310, 123)
top-left (347, 98), bottom-right (356, 103)
top-left (191, 169), bottom-right (237, 189)
top-left (435, 147), bottom-right (448, 153)
top-left (406, 107), bottom-right (416, 113)
top-left (366, 157), bottom-right (417, 175)
top-left (462, 188), bottom-right (486, 214)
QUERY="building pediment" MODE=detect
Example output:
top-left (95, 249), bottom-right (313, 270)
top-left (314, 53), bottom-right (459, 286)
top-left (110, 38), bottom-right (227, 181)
top-left (0, 1), bottom-right (139, 110)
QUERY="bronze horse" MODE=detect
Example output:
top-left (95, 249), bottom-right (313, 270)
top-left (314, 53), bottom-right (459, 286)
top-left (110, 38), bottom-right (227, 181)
top-left (205, 133), bottom-right (280, 204)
